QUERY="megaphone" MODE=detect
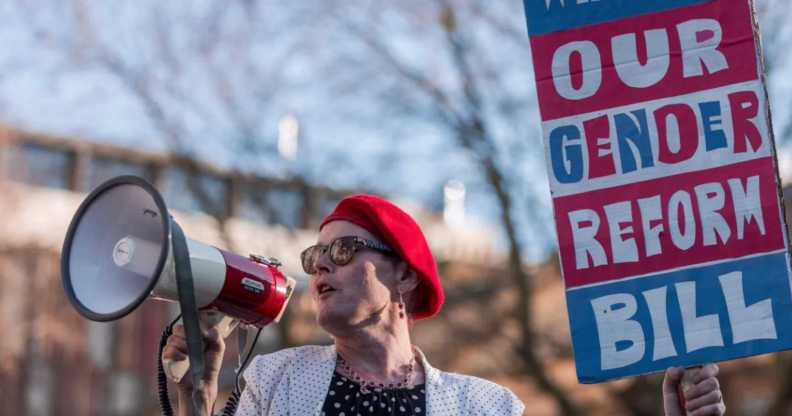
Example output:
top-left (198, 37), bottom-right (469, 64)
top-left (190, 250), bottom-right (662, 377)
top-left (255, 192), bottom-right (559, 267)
top-left (60, 175), bottom-right (296, 383)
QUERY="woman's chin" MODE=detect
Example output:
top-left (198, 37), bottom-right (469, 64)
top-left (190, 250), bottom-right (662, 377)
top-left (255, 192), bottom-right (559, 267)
top-left (316, 305), bottom-right (372, 332)
top-left (319, 307), bottom-right (392, 335)
top-left (316, 305), bottom-right (346, 328)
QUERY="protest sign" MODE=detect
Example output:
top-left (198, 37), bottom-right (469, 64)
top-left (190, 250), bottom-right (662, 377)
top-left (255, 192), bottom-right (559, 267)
top-left (523, 0), bottom-right (792, 383)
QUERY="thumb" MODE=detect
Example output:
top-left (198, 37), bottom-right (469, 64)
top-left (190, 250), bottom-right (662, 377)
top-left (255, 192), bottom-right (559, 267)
top-left (663, 366), bottom-right (684, 394)
top-left (663, 367), bottom-right (685, 415)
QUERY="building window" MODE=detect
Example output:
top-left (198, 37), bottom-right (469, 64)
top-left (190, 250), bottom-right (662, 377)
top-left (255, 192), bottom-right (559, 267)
top-left (109, 371), bottom-right (142, 416)
top-left (162, 168), bottom-right (228, 218)
top-left (26, 357), bottom-right (53, 416)
top-left (85, 156), bottom-right (153, 190)
top-left (238, 183), bottom-right (304, 228)
top-left (7, 142), bottom-right (72, 190)
top-left (319, 193), bottom-right (343, 219)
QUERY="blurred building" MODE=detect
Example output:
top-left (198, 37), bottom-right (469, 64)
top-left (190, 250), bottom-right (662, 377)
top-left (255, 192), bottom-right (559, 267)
top-left (0, 125), bottom-right (502, 415)
top-left (4, 125), bottom-right (792, 415)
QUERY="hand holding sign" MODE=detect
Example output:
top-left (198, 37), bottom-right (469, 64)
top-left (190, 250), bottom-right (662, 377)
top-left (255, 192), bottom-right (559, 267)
top-left (662, 365), bottom-right (726, 416)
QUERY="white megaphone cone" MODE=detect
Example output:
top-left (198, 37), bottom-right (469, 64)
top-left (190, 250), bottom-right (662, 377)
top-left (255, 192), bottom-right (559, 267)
top-left (61, 176), bottom-right (296, 384)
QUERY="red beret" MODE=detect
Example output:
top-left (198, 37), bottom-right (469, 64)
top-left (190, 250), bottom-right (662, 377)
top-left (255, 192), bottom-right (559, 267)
top-left (320, 194), bottom-right (443, 320)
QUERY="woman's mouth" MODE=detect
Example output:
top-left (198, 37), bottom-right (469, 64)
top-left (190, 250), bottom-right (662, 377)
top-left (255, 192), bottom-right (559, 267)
top-left (317, 283), bottom-right (336, 298)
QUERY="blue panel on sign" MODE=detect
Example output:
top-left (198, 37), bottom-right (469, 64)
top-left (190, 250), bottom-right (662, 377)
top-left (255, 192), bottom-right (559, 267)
top-left (567, 252), bottom-right (792, 383)
top-left (523, 0), bottom-right (712, 35)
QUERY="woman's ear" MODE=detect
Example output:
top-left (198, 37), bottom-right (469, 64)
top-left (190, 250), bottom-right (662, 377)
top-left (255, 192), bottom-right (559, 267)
top-left (396, 267), bottom-right (420, 294)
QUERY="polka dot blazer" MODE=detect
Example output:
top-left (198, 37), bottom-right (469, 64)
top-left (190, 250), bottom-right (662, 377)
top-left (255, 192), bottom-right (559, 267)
top-left (235, 345), bottom-right (525, 415)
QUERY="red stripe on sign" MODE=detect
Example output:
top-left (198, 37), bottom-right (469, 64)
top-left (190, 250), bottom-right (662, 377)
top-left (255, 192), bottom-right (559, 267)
top-left (531, 0), bottom-right (758, 121)
top-left (554, 157), bottom-right (784, 288)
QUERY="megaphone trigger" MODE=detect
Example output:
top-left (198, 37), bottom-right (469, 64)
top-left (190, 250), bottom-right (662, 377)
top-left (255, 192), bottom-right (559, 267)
top-left (162, 311), bottom-right (240, 384)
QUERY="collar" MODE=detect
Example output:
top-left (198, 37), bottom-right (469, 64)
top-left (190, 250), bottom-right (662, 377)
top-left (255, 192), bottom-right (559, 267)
top-left (289, 344), bottom-right (337, 415)
top-left (288, 344), bottom-right (443, 415)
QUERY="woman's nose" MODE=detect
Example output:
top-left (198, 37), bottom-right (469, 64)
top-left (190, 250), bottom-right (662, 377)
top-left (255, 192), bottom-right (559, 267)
top-left (313, 249), bottom-right (334, 274)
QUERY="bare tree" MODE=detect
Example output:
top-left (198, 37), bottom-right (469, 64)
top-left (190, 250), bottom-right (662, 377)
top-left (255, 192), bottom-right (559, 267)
top-left (6, 0), bottom-right (792, 414)
top-left (758, 0), bottom-right (792, 144)
top-left (316, 0), bottom-right (583, 413)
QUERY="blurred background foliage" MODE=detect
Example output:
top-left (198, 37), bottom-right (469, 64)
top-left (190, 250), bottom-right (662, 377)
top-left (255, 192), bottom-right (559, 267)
top-left (1, 0), bottom-right (792, 414)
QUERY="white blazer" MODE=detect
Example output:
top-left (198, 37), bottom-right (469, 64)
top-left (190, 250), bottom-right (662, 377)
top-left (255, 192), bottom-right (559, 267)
top-left (235, 345), bottom-right (525, 415)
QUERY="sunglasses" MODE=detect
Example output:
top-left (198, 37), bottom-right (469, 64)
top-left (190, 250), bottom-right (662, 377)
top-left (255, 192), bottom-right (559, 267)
top-left (300, 236), bottom-right (395, 275)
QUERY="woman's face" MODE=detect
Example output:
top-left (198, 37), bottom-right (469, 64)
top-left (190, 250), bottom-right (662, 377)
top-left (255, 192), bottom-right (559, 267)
top-left (308, 220), bottom-right (403, 333)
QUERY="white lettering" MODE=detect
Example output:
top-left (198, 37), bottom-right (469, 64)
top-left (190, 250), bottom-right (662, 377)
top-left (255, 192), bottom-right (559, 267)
top-left (675, 281), bottom-right (724, 352)
top-left (592, 294), bottom-right (645, 370)
top-left (604, 201), bottom-right (639, 263)
top-left (668, 191), bottom-right (696, 250)
top-left (642, 286), bottom-right (678, 360)
top-left (545, 0), bottom-right (565, 9)
top-left (638, 196), bottom-right (664, 257)
top-left (552, 41), bottom-right (603, 100)
top-left (569, 209), bottom-right (608, 269)
top-left (719, 271), bottom-right (777, 343)
top-left (612, 29), bottom-right (671, 88)
top-left (728, 176), bottom-right (765, 238)
top-left (694, 182), bottom-right (731, 246)
top-left (677, 19), bottom-right (728, 78)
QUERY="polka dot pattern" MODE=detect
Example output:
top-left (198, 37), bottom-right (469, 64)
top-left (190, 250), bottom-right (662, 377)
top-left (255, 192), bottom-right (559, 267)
top-left (320, 371), bottom-right (426, 415)
top-left (234, 345), bottom-right (524, 415)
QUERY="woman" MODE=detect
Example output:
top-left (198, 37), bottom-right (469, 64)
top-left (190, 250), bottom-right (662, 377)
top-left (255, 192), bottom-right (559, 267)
top-left (164, 194), bottom-right (726, 415)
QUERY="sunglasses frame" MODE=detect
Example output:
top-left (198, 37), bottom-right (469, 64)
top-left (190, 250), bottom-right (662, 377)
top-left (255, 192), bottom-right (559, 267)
top-left (300, 236), bottom-right (395, 275)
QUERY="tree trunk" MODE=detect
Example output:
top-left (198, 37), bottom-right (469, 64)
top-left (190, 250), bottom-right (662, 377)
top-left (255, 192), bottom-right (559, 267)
top-left (483, 156), bottom-right (582, 416)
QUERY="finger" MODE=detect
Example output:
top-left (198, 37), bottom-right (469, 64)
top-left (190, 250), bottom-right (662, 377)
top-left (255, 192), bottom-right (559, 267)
top-left (162, 342), bottom-right (189, 361)
top-left (204, 328), bottom-right (226, 368)
top-left (165, 334), bottom-right (187, 348)
top-left (164, 336), bottom-right (189, 356)
top-left (163, 348), bottom-right (188, 362)
top-left (663, 366), bottom-right (685, 395)
top-left (684, 377), bottom-right (720, 402)
top-left (169, 332), bottom-right (187, 344)
top-left (692, 363), bottom-right (719, 384)
top-left (685, 389), bottom-right (723, 412)
top-left (690, 402), bottom-right (726, 416)
top-left (205, 326), bottom-right (222, 342)
top-left (204, 327), bottom-right (226, 354)
top-left (172, 324), bottom-right (185, 336)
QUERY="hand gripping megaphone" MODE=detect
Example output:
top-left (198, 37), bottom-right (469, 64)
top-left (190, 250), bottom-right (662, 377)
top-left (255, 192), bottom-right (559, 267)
top-left (60, 175), bottom-right (296, 385)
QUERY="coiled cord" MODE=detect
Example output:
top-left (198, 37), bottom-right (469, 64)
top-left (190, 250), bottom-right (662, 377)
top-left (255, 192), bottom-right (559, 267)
top-left (157, 314), bottom-right (181, 416)
top-left (156, 316), bottom-right (263, 416)
top-left (220, 326), bottom-right (262, 416)
top-left (220, 388), bottom-right (242, 416)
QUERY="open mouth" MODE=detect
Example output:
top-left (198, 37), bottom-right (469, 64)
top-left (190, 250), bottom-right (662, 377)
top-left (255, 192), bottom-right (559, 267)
top-left (317, 283), bottom-right (336, 296)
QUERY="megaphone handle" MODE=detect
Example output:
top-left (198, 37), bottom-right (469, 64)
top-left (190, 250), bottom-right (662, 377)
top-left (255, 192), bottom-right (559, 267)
top-left (163, 356), bottom-right (190, 383)
top-left (172, 220), bottom-right (208, 415)
top-left (163, 314), bottom-right (239, 383)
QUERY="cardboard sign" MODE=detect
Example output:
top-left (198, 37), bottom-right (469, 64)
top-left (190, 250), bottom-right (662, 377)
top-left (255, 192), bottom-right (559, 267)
top-left (523, 0), bottom-right (792, 382)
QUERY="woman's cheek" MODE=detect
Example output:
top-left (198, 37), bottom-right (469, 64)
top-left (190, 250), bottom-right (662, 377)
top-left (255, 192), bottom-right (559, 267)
top-left (308, 280), bottom-right (320, 301)
top-left (358, 262), bottom-right (376, 290)
top-left (363, 261), bottom-right (378, 279)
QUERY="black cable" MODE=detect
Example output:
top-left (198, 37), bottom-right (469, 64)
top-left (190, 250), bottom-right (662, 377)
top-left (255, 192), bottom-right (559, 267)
top-left (157, 319), bottom-right (263, 416)
top-left (220, 389), bottom-right (242, 416)
top-left (236, 327), bottom-right (263, 392)
top-left (219, 326), bottom-right (264, 416)
top-left (157, 314), bottom-right (182, 416)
